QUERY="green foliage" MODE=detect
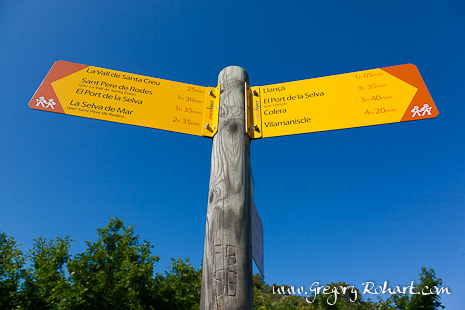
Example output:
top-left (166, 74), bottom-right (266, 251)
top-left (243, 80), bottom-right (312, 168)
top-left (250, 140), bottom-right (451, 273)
top-left (20, 235), bottom-right (72, 310)
top-left (66, 216), bottom-right (159, 310)
top-left (0, 220), bottom-right (447, 310)
top-left (252, 273), bottom-right (446, 310)
top-left (409, 267), bottom-right (445, 310)
top-left (153, 257), bottom-right (202, 310)
top-left (0, 232), bottom-right (25, 310)
top-left (379, 267), bottom-right (445, 310)
top-left (253, 274), bottom-right (314, 310)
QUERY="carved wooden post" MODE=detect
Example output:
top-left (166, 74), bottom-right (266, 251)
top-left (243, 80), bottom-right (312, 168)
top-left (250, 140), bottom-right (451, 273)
top-left (200, 66), bottom-right (253, 310)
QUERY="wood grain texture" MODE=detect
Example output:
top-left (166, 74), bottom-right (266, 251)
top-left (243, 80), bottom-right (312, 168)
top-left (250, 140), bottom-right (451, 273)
top-left (200, 67), bottom-right (253, 310)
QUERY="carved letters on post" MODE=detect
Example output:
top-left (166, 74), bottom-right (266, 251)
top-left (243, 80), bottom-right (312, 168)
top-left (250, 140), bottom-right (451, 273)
top-left (214, 244), bottom-right (237, 298)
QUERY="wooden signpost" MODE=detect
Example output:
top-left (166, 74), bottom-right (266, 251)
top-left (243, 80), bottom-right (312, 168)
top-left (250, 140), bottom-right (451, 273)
top-left (200, 66), bottom-right (253, 309)
top-left (29, 61), bottom-right (438, 310)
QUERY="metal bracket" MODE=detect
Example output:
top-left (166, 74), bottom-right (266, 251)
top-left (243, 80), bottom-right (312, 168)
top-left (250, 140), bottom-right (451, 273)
top-left (245, 82), bottom-right (253, 138)
top-left (249, 86), bottom-right (262, 139)
top-left (202, 84), bottom-right (221, 137)
top-left (245, 83), bottom-right (262, 139)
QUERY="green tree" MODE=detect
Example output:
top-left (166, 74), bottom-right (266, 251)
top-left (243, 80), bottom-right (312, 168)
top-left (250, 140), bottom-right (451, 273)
top-left (66, 217), bottom-right (159, 310)
top-left (0, 232), bottom-right (25, 310)
top-left (408, 267), bottom-right (445, 310)
top-left (253, 274), bottom-right (314, 310)
top-left (20, 235), bottom-right (72, 310)
top-left (378, 267), bottom-right (445, 310)
top-left (153, 257), bottom-right (202, 310)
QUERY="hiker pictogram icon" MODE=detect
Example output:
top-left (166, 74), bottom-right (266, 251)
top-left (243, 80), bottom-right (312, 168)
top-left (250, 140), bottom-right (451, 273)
top-left (35, 97), bottom-right (56, 109)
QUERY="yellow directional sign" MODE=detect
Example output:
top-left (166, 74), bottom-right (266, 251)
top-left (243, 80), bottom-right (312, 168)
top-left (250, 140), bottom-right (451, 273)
top-left (28, 61), bottom-right (219, 137)
top-left (251, 64), bottom-right (438, 138)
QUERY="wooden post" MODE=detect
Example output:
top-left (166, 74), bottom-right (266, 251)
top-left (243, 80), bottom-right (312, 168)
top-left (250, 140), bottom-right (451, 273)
top-left (200, 66), bottom-right (253, 310)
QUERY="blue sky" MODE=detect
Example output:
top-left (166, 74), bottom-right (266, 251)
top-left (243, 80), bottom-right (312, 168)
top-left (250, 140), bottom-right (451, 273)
top-left (1, 0), bottom-right (464, 308)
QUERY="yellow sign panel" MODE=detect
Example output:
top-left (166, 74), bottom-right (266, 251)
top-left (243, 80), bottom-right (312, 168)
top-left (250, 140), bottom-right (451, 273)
top-left (28, 60), bottom-right (219, 137)
top-left (251, 64), bottom-right (438, 138)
